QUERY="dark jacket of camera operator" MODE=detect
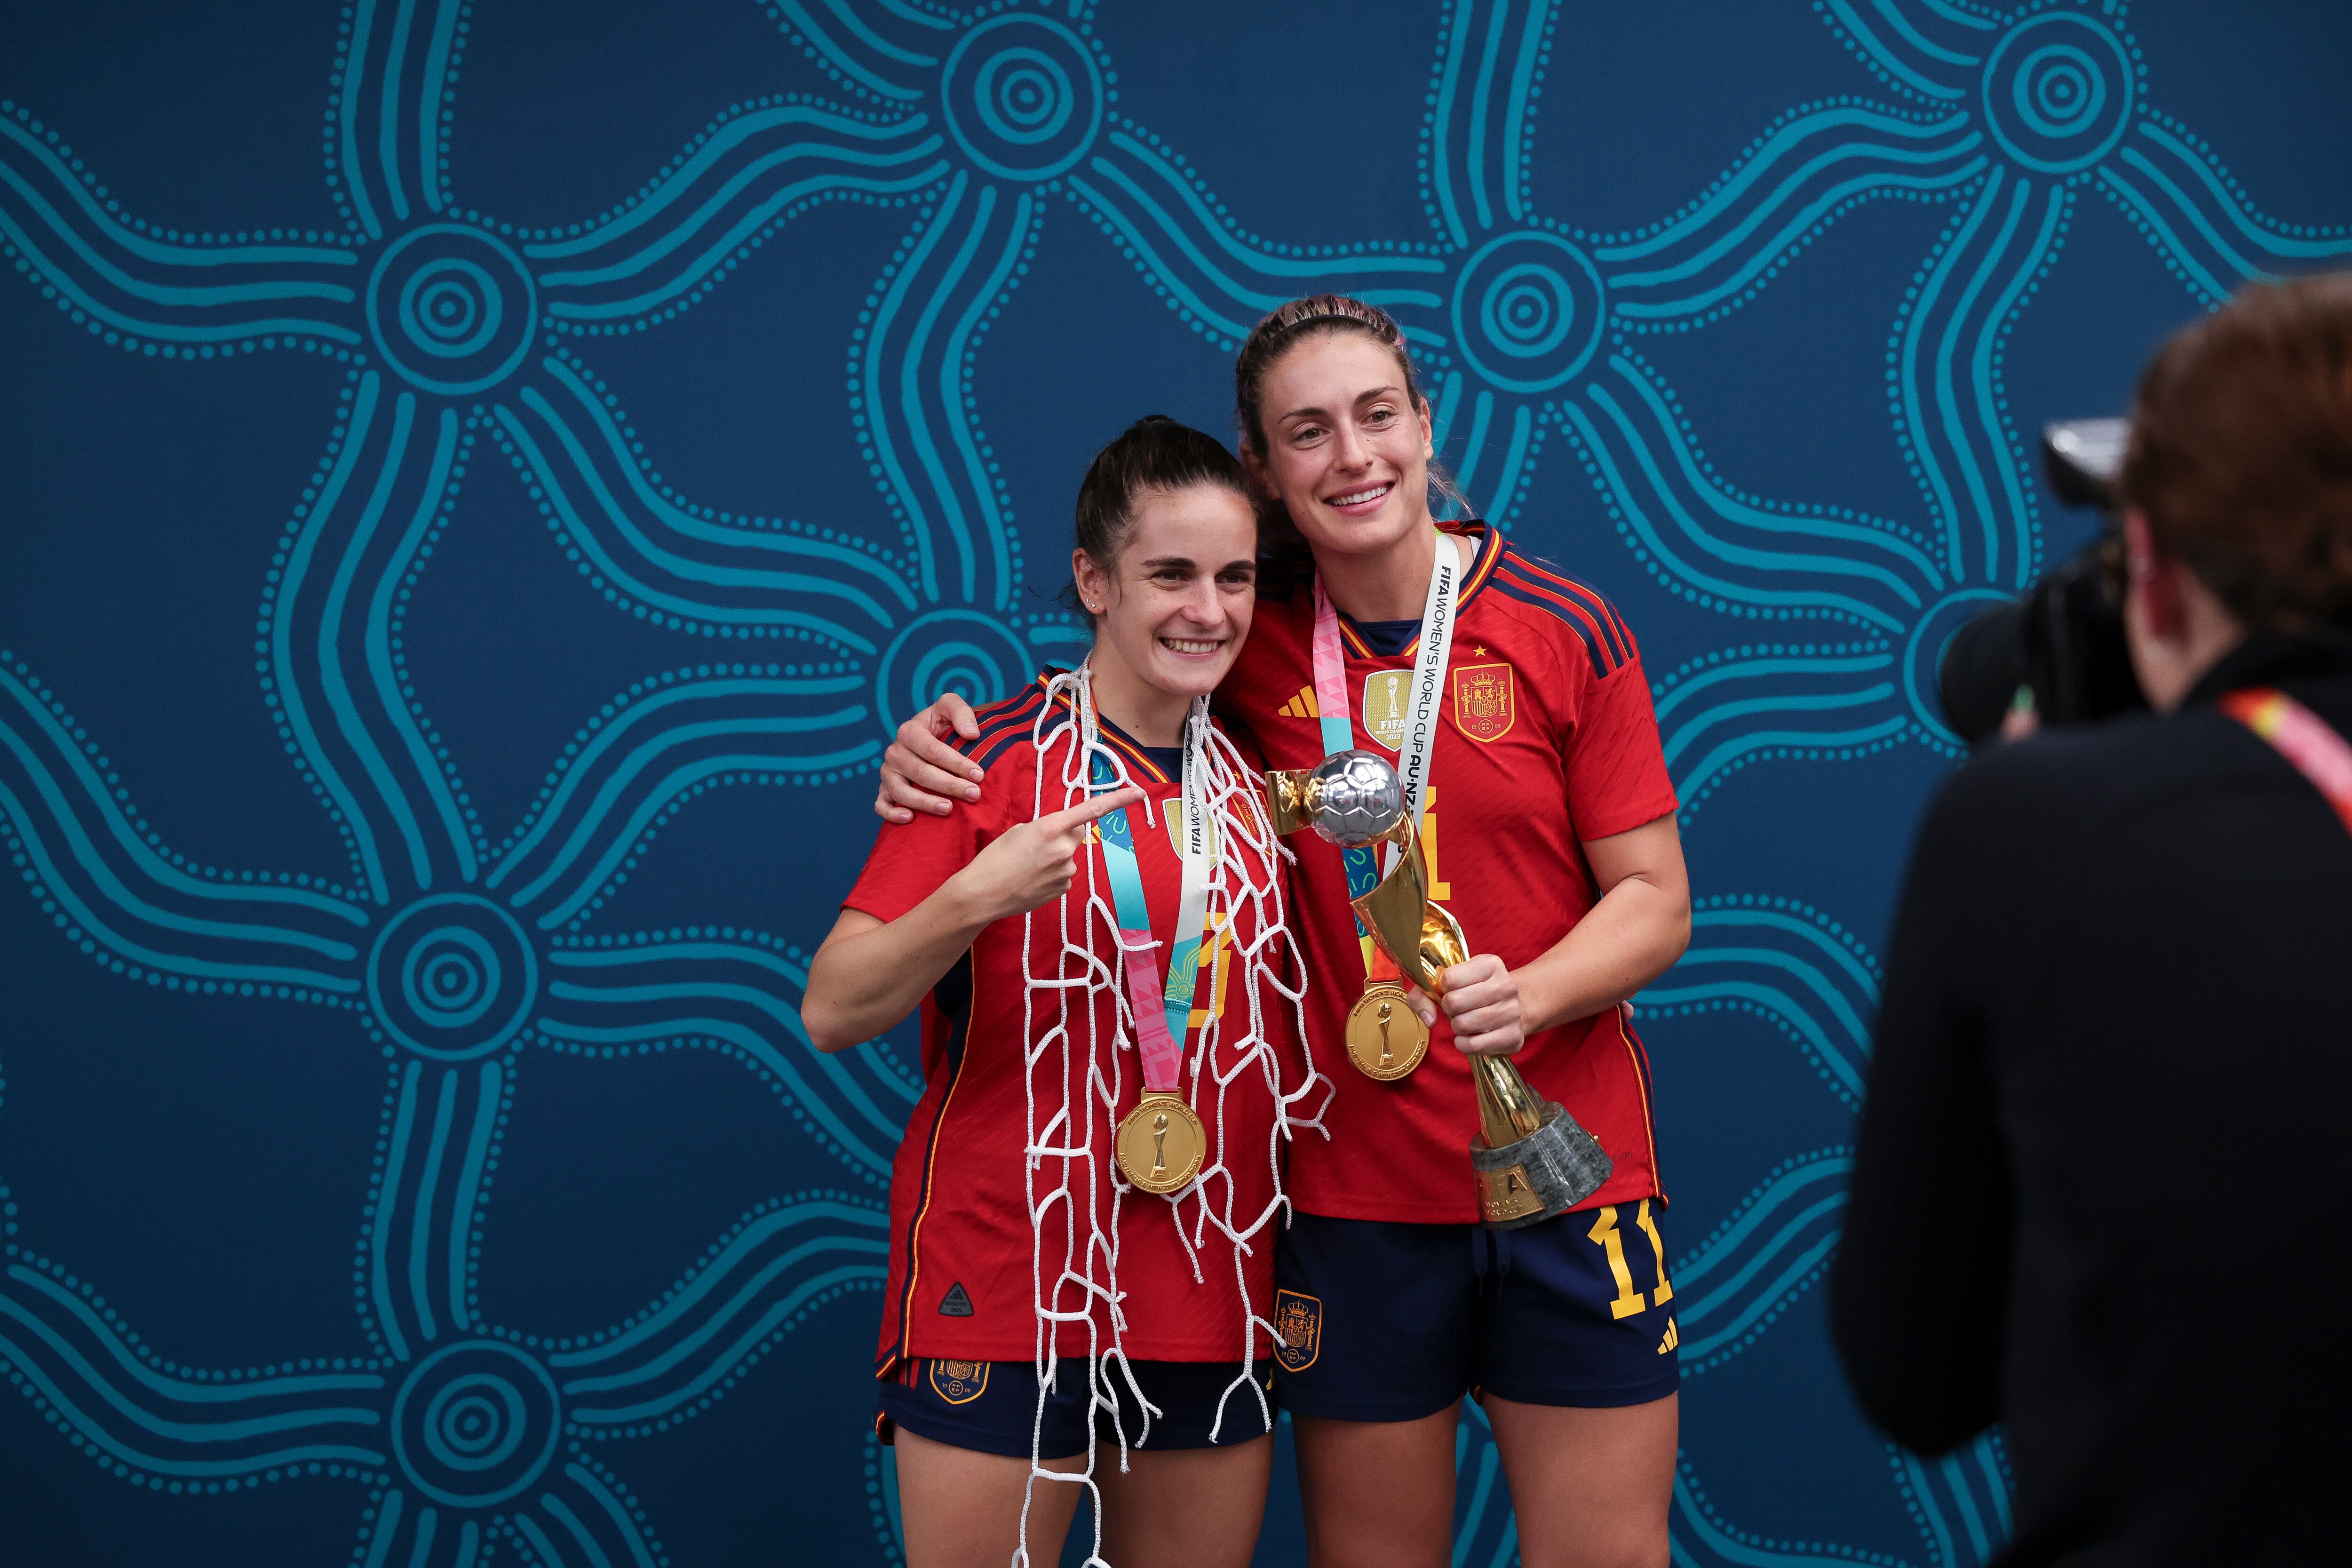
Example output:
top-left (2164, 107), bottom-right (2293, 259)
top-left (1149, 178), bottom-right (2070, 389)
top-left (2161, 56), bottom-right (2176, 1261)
top-left (1833, 274), bottom-right (2352, 1568)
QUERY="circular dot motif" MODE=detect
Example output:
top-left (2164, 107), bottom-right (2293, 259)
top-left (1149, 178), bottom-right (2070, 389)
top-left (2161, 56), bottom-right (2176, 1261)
top-left (1904, 587), bottom-right (2015, 743)
top-left (874, 610), bottom-right (1034, 733)
top-left (366, 224), bottom-right (538, 395)
top-left (390, 1340), bottom-right (560, 1509)
top-left (366, 893), bottom-right (539, 1061)
top-left (939, 15), bottom-right (1104, 183)
top-left (1450, 231), bottom-right (1608, 395)
top-left (1981, 13), bottom-right (2134, 175)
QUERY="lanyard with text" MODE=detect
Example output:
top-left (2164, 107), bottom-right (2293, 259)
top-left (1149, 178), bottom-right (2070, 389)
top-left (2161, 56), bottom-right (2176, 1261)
top-left (1089, 687), bottom-right (1216, 1193)
top-left (1311, 531), bottom-right (1463, 1083)
top-left (1310, 529), bottom-right (1464, 919)
top-left (2220, 686), bottom-right (2352, 834)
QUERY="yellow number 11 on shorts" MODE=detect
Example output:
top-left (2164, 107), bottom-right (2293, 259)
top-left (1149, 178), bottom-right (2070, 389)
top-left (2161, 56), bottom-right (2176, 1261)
top-left (1586, 1200), bottom-right (1674, 1321)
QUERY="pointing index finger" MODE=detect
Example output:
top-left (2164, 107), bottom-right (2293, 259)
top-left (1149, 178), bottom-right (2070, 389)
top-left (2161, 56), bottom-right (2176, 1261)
top-left (1044, 786), bottom-right (1145, 831)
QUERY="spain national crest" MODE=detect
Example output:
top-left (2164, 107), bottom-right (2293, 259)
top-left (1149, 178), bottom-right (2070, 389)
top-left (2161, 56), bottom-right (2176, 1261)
top-left (1272, 1289), bottom-right (1322, 1373)
top-left (929, 1358), bottom-right (989, 1404)
top-left (1452, 662), bottom-right (1516, 743)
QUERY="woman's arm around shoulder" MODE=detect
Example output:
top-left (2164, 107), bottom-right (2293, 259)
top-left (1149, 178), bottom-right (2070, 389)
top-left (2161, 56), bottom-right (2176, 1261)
top-left (872, 694), bottom-right (988, 822)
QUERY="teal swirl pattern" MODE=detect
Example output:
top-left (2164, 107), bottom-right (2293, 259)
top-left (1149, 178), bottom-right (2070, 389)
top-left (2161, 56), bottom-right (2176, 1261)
top-left (939, 14), bottom-right (1104, 183)
top-left (390, 1340), bottom-right (562, 1509)
top-left (367, 895), bottom-right (540, 1060)
top-left (0, 2), bottom-right (2344, 1563)
top-left (366, 225), bottom-right (538, 395)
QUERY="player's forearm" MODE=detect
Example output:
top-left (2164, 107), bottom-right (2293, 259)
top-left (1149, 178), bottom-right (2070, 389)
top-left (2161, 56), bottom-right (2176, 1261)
top-left (1513, 873), bottom-right (1691, 1034)
top-left (802, 884), bottom-right (994, 1051)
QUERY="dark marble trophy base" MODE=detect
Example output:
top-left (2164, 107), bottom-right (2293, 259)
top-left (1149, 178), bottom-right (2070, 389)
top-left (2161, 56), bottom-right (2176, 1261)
top-left (1469, 1100), bottom-right (1613, 1230)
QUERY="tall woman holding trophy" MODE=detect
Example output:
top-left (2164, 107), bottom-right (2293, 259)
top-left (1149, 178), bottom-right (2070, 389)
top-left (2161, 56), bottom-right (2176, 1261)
top-left (805, 417), bottom-right (1321, 1568)
top-left (880, 300), bottom-right (1692, 1568)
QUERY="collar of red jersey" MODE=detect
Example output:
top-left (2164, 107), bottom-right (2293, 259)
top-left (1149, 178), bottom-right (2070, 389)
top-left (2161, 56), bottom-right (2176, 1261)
top-left (1331, 518), bottom-right (1501, 661)
top-left (1031, 669), bottom-right (1186, 787)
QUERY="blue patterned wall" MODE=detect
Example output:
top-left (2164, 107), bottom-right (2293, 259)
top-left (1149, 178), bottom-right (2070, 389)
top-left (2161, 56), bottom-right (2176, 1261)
top-left (3, 2), bottom-right (2346, 1563)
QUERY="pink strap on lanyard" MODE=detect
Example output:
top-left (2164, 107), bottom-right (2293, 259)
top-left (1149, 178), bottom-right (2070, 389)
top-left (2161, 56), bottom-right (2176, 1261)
top-left (2220, 686), bottom-right (2352, 835)
top-left (1087, 701), bottom-right (1214, 1096)
top-left (1117, 924), bottom-right (1182, 1087)
top-left (1309, 576), bottom-right (1353, 752)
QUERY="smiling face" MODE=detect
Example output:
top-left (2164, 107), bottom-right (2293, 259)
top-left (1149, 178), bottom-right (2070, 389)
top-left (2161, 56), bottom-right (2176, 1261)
top-left (1072, 482), bottom-right (1259, 706)
top-left (1247, 330), bottom-right (1437, 562)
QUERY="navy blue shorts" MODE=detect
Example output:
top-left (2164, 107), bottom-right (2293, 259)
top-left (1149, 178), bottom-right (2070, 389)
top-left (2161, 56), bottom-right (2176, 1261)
top-left (876, 1357), bottom-right (1278, 1460)
top-left (1271, 1201), bottom-right (1681, 1420)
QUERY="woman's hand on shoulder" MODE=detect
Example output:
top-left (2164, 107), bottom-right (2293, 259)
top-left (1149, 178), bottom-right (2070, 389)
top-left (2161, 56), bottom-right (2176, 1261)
top-left (1435, 955), bottom-right (1526, 1056)
top-left (947, 787), bottom-right (1144, 924)
top-left (875, 694), bottom-right (985, 821)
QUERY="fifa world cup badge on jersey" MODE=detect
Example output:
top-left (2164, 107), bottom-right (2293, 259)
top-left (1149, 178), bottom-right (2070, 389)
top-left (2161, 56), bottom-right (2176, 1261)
top-left (1362, 669), bottom-right (1409, 752)
top-left (1452, 663), bottom-right (1516, 743)
top-left (1272, 1289), bottom-right (1321, 1373)
top-left (1161, 805), bottom-right (1218, 858)
top-left (928, 1359), bottom-right (989, 1404)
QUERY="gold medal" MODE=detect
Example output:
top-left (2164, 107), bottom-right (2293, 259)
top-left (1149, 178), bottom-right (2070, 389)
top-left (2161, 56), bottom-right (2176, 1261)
top-left (1115, 1092), bottom-right (1205, 1194)
top-left (1345, 982), bottom-right (1428, 1081)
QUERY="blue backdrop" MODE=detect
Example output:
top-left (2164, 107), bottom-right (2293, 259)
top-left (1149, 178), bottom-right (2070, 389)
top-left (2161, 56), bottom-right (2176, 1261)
top-left (3, 2), bottom-right (2346, 1563)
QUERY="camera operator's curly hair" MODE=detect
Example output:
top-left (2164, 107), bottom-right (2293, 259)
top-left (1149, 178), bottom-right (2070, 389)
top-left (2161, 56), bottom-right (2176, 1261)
top-left (2121, 271), bottom-right (2352, 632)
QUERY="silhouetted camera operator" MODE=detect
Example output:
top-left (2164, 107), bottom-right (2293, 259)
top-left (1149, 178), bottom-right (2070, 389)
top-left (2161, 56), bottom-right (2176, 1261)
top-left (1834, 273), bottom-right (2352, 1568)
top-left (1938, 418), bottom-right (2145, 743)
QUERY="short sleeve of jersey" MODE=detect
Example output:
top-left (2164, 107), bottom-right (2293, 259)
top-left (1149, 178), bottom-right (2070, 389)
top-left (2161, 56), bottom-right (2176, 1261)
top-left (842, 802), bottom-right (977, 924)
top-left (845, 692), bottom-right (1047, 921)
top-left (1565, 645), bottom-right (1678, 844)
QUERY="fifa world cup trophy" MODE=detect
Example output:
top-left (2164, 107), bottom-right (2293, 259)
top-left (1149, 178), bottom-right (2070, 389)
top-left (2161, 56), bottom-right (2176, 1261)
top-left (1265, 752), bottom-right (1613, 1226)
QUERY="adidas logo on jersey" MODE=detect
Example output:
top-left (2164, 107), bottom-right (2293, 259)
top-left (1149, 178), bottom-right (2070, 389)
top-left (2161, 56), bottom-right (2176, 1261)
top-left (1275, 685), bottom-right (1319, 719)
top-left (938, 1281), bottom-right (974, 1317)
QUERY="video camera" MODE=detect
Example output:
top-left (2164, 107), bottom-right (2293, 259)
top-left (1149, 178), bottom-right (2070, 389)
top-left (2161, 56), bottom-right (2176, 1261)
top-left (1937, 420), bottom-right (2148, 745)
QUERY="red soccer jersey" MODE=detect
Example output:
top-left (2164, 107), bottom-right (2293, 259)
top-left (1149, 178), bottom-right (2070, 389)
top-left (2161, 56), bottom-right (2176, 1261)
top-left (1216, 522), bottom-right (1679, 1222)
top-left (848, 676), bottom-right (1304, 1371)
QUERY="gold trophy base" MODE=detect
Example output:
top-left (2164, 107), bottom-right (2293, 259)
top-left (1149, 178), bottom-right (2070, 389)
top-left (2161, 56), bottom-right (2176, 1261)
top-left (1469, 1101), bottom-right (1614, 1228)
top-left (1467, 1056), bottom-right (1613, 1229)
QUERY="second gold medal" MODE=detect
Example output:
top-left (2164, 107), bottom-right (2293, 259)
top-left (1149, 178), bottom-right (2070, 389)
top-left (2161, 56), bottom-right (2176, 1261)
top-left (1345, 981), bottom-right (1428, 1081)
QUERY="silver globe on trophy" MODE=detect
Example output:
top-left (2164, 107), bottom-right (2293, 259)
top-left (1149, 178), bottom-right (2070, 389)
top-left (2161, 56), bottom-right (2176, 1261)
top-left (1265, 750), bottom-right (1612, 1227)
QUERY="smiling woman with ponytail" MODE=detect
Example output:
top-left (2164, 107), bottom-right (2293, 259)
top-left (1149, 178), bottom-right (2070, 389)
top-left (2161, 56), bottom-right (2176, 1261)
top-left (810, 415), bottom-right (1318, 1568)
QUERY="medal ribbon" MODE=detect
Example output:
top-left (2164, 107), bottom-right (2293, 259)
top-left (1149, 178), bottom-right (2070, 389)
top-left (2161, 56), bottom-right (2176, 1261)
top-left (1309, 530), bottom-right (1464, 964)
top-left (1088, 686), bottom-right (1217, 1095)
top-left (2220, 685), bottom-right (2352, 834)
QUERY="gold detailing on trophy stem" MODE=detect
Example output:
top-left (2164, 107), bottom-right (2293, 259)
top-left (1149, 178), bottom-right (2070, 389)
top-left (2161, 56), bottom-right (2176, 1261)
top-left (1471, 1055), bottom-right (1547, 1148)
top-left (1467, 990), bottom-right (1551, 1224)
top-left (1347, 810), bottom-right (1575, 1222)
top-left (1348, 819), bottom-right (1473, 1000)
top-left (1347, 820), bottom-right (1555, 1138)
top-left (1263, 767), bottom-right (1316, 839)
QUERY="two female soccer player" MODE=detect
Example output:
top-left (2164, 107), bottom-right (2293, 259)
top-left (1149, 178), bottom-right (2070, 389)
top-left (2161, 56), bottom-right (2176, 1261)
top-left (865, 296), bottom-right (1693, 1568)
top-left (804, 418), bottom-right (1319, 1568)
